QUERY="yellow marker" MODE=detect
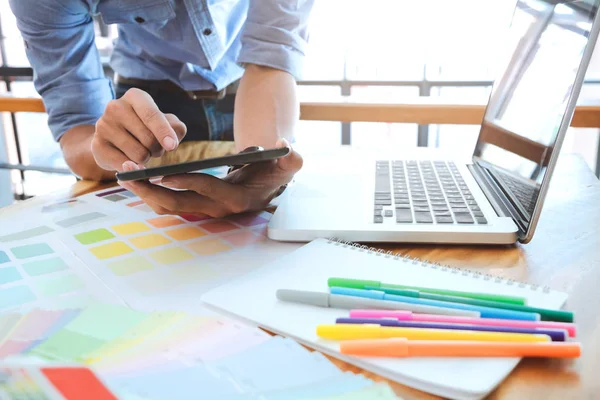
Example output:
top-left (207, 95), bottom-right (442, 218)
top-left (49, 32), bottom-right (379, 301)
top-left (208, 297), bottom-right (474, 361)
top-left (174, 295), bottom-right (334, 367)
top-left (316, 324), bottom-right (551, 342)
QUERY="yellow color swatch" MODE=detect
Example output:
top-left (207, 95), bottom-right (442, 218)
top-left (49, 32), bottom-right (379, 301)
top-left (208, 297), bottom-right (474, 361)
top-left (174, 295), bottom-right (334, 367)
top-left (187, 239), bottom-right (232, 256)
top-left (130, 234), bottom-right (171, 249)
top-left (107, 256), bottom-right (154, 276)
top-left (90, 242), bottom-right (133, 260)
top-left (149, 247), bottom-right (194, 265)
top-left (165, 226), bottom-right (206, 241)
top-left (112, 222), bottom-right (151, 235)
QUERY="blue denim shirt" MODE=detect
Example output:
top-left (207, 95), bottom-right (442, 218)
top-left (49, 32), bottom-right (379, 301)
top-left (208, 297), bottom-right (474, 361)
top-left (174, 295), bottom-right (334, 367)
top-left (9, 0), bottom-right (314, 141)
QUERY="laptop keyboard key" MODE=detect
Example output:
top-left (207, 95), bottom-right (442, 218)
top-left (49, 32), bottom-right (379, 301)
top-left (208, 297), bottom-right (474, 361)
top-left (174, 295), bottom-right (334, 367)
top-left (415, 212), bottom-right (433, 223)
top-left (374, 205), bottom-right (383, 210)
top-left (454, 212), bottom-right (474, 224)
top-left (476, 217), bottom-right (488, 224)
top-left (374, 210), bottom-right (382, 216)
top-left (375, 199), bottom-right (392, 205)
top-left (374, 215), bottom-right (383, 223)
top-left (436, 216), bottom-right (454, 223)
top-left (396, 209), bottom-right (413, 223)
top-left (473, 211), bottom-right (484, 217)
top-left (384, 210), bottom-right (393, 217)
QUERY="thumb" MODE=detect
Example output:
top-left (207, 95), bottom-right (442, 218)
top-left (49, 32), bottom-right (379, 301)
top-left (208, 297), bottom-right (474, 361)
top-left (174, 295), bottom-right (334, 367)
top-left (275, 138), bottom-right (303, 174)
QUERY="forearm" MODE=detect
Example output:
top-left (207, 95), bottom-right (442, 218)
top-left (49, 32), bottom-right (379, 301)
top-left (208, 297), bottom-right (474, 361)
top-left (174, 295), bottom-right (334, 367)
top-left (59, 125), bottom-right (115, 182)
top-left (233, 64), bottom-right (299, 151)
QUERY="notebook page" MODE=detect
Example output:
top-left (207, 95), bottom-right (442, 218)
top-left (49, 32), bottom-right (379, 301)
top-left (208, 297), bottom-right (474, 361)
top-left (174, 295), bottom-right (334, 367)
top-left (202, 238), bottom-right (568, 400)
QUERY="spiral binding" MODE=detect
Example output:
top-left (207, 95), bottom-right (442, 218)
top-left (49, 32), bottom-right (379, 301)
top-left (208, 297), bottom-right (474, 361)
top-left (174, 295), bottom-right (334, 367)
top-left (325, 237), bottom-right (551, 293)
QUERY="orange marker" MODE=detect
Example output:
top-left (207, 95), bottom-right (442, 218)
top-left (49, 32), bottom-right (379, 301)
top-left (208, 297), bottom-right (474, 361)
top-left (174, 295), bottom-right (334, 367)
top-left (340, 338), bottom-right (581, 358)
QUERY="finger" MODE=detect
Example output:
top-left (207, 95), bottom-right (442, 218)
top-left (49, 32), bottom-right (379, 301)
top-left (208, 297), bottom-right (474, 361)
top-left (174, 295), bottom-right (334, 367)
top-left (123, 88), bottom-right (179, 151)
top-left (91, 137), bottom-right (130, 172)
top-left (119, 106), bottom-right (165, 159)
top-left (104, 99), bottom-right (164, 158)
top-left (161, 173), bottom-right (248, 213)
top-left (119, 179), bottom-right (229, 218)
top-left (164, 113), bottom-right (187, 142)
top-left (98, 122), bottom-right (151, 165)
top-left (275, 138), bottom-right (303, 175)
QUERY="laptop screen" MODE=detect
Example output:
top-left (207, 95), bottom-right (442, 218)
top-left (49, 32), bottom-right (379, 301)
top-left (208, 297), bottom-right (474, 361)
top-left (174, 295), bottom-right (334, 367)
top-left (473, 0), bottom-right (599, 231)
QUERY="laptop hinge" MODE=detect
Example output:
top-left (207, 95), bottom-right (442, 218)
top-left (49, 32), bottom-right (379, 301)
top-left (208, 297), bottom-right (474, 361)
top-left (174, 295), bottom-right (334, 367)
top-left (468, 163), bottom-right (527, 236)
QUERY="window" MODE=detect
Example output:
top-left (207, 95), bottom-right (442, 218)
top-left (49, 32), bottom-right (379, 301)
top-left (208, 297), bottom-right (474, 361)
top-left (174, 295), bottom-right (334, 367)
top-left (1, 0), bottom-right (598, 205)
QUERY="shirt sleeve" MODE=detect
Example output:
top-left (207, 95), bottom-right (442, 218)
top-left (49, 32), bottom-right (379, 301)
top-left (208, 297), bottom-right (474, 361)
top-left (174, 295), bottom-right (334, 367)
top-left (237, 0), bottom-right (315, 80)
top-left (9, 0), bottom-right (114, 141)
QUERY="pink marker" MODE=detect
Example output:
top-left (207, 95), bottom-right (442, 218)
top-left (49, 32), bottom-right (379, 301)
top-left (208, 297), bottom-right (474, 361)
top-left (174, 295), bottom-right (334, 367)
top-left (349, 310), bottom-right (576, 338)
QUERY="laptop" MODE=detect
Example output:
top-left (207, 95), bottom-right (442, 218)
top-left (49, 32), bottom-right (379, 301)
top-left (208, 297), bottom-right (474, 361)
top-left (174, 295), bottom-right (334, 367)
top-left (269, 0), bottom-right (600, 244)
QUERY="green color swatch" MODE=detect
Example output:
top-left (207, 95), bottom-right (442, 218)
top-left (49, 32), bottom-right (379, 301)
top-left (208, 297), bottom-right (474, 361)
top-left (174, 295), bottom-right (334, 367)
top-left (11, 243), bottom-right (54, 260)
top-left (0, 267), bottom-right (22, 284)
top-left (35, 274), bottom-right (85, 296)
top-left (31, 330), bottom-right (106, 361)
top-left (22, 257), bottom-right (68, 276)
top-left (30, 304), bottom-right (147, 361)
top-left (74, 229), bottom-right (115, 245)
top-left (0, 286), bottom-right (36, 309)
top-left (0, 226), bottom-right (54, 243)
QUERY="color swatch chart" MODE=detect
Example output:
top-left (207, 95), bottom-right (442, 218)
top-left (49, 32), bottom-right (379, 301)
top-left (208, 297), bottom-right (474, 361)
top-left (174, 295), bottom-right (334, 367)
top-left (0, 363), bottom-right (117, 400)
top-left (0, 305), bottom-right (402, 400)
top-left (0, 185), bottom-right (301, 313)
top-left (0, 232), bottom-right (123, 313)
top-left (72, 186), bottom-right (301, 312)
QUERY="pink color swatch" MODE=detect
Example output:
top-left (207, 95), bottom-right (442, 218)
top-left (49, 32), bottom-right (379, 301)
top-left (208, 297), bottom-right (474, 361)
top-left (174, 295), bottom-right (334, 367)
top-left (227, 213), bottom-right (269, 227)
top-left (222, 231), bottom-right (263, 247)
top-left (199, 220), bottom-right (238, 234)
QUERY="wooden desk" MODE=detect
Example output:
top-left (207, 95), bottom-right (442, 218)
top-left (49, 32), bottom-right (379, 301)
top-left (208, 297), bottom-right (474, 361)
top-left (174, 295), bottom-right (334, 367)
top-left (47, 153), bottom-right (600, 399)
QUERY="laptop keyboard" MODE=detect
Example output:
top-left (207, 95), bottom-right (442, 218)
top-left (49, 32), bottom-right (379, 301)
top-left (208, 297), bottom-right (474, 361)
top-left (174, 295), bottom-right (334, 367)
top-left (494, 169), bottom-right (538, 215)
top-left (374, 160), bottom-right (488, 225)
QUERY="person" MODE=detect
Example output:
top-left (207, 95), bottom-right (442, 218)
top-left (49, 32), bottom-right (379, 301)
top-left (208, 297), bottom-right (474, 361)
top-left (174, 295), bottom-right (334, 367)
top-left (10, 0), bottom-right (312, 218)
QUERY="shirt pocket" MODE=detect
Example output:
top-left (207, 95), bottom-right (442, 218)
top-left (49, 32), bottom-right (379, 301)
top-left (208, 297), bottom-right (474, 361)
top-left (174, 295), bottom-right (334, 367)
top-left (99, 0), bottom-right (179, 36)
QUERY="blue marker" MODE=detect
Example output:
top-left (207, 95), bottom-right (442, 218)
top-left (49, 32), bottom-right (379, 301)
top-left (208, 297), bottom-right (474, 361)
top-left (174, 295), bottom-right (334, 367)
top-left (329, 287), bottom-right (540, 321)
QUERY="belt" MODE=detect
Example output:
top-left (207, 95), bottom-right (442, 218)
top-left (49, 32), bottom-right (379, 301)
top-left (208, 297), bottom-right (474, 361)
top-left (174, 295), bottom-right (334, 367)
top-left (115, 75), bottom-right (239, 100)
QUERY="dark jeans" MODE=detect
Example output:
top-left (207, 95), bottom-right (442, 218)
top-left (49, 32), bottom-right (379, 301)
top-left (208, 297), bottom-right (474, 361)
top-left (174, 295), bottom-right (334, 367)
top-left (114, 83), bottom-right (235, 142)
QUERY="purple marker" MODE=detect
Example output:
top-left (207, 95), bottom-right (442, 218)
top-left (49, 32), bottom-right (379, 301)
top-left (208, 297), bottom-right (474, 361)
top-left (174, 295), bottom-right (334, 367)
top-left (335, 318), bottom-right (567, 342)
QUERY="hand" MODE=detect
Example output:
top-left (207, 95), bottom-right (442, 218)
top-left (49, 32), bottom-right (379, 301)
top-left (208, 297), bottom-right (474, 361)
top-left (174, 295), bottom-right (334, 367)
top-left (118, 138), bottom-right (302, 218)
top-left (92, 88), bottom-right (187, 172)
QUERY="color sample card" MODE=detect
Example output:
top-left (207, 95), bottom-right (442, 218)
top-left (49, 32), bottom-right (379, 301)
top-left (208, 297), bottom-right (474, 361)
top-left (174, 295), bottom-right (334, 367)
top-left (0, 305), bottom-right (399, 400)
top-left (0, 226), bottom-right (55, 243)
top-left (0, 234), bottom-right (124, 313)
top-left (11, 243), bottom-right (54, 260)
top-left (0, 363), bottom-right (118, 400)
top-left (55, 212), bottom-right (107, 229)
top-left (61, 187), bottom-right (304, 313)
top-left (1, 185), bottom-right (301, 316)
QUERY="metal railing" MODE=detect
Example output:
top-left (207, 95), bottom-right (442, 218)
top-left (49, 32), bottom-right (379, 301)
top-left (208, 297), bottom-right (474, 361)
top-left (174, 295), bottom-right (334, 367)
top-left (1, 16), bottom-right (599, 201)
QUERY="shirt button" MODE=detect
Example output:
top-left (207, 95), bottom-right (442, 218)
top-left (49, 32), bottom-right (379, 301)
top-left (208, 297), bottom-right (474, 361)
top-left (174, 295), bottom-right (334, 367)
top-left (134, 16), bottom-right (145, 23)
top-left (202, 28), bottom-right (212, 36)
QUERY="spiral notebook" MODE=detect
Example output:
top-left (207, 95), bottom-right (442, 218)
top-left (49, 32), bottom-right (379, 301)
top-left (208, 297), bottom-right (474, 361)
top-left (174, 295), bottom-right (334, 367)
top-left (201, 238), bottom-right (569, 400)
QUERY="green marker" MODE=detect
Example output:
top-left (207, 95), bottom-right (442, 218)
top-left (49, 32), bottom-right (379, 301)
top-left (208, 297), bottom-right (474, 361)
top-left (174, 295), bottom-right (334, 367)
top-left (327, 277), bottom-right (527, 306)
top-left (366, 286), bottom-right (573, 323)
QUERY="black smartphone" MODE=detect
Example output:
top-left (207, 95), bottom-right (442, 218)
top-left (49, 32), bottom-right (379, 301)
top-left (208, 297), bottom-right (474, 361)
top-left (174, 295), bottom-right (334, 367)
top-left (115, 146), bottom-right (291, 182)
